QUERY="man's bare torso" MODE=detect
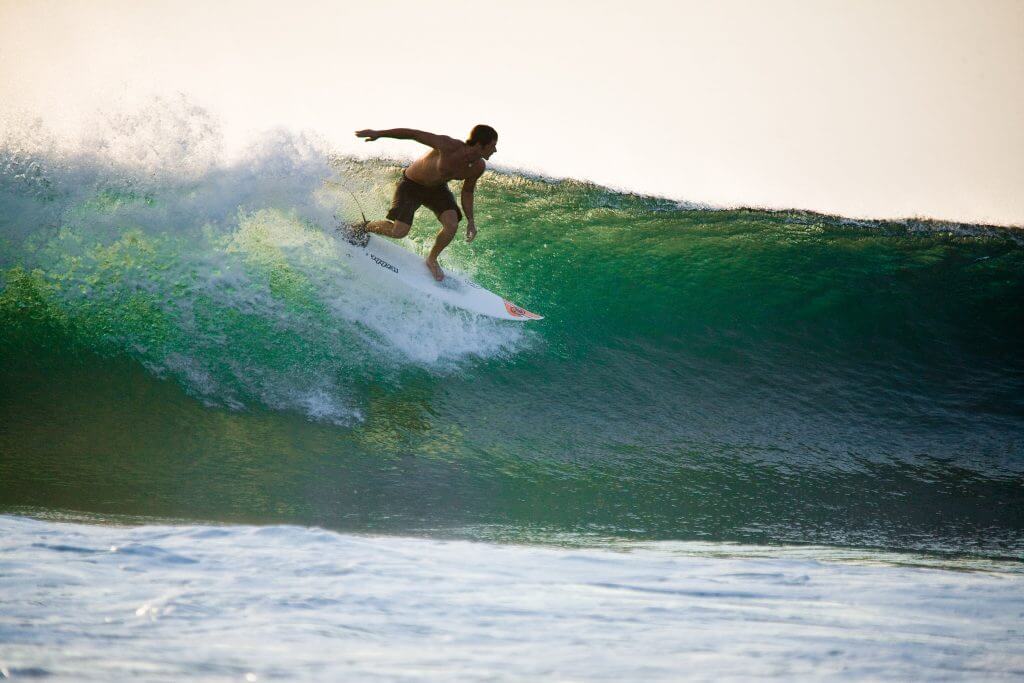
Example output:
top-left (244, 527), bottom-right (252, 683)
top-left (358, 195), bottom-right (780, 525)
top-left (405, 138), bottom-right (485, 186)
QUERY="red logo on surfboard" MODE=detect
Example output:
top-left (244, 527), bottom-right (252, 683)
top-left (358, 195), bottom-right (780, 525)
top-left (503, 300), bottom-right (543, 320)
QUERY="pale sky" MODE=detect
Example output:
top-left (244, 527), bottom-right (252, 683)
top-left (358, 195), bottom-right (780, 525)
top-left (2, 0), bottom-right (1022, 225)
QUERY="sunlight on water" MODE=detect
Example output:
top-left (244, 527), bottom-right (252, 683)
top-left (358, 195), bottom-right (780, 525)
top-left (1, 515), bottom-right (1022, 681)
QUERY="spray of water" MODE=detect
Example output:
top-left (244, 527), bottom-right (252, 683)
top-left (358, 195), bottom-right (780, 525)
top-left (0, 98), bottom-right (530, 424)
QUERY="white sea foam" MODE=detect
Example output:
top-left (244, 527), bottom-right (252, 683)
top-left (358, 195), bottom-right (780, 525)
top-left (1, 515), bottom-right (1022, 681)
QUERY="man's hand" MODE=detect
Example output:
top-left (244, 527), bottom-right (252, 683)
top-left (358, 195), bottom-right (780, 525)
top-left (466, 222), bottom-right (478, 243)
top-left (355, 129), bottom-right (379, 141)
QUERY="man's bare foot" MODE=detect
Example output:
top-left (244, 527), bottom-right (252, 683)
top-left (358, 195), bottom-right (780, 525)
top-left (425, 258), bottom-right (445, 282)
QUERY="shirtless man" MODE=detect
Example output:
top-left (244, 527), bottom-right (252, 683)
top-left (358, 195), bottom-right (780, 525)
top-left (352, 124), bottom-right (498, 281)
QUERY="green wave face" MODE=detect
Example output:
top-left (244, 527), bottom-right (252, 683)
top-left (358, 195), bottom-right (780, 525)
top-left (2, 133), bottom-right (1023, 556)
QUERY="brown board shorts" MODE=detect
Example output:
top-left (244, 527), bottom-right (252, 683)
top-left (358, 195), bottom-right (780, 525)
top-left (386, 172), bottom-right (462, 226)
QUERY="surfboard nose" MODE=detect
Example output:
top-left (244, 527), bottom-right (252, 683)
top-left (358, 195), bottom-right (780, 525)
top-left (503, 300), bottom-right (543, 320)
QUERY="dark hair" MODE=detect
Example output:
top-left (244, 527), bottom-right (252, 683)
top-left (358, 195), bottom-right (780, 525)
top-left (466, 124), bottom-right (498, 147)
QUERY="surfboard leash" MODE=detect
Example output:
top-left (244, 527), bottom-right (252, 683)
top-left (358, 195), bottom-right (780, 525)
top-left (339, 181), bottom-right (369, 226)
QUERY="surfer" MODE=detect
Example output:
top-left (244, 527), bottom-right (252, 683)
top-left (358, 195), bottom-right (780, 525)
top-left (351, 125), bottom-right (498, 281)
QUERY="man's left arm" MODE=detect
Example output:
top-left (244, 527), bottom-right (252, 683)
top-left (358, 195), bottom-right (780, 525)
top-left (461, 172), bottom-right (481, 243)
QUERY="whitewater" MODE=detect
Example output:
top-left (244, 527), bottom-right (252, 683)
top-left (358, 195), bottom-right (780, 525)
top-left (2, 101), bottom-right (1022, 679)
top-left (2, 515), bottom-right (1023, 681)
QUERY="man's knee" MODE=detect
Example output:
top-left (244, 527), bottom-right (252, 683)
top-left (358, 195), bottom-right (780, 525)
top-left (439, 210), bottom-right (459, 234)
top-left (392, 221), bottom-right (411, 238)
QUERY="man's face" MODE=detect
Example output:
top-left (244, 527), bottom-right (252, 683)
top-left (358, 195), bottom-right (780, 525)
top-left (482, 139), bottom-right (498, 159)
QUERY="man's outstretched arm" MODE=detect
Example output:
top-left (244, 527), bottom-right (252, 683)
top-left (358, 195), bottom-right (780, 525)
top-left (355, 128), bottom-right (453, 149)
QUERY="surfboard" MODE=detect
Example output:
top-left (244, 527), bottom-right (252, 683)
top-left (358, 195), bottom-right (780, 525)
top-left (337, 232), bottom-right (543, 321)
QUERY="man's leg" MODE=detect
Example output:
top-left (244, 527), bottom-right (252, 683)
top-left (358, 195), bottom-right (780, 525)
top-left (362, 175), bottom-right (416, 240)
top-left (425, 210), bottom-right (459, 281)
top-left (365, 220), bottom-right (411, 239)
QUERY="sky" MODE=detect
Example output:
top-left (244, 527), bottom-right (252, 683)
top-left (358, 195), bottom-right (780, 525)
top-left (1, 0), bottom-right (1022, 225)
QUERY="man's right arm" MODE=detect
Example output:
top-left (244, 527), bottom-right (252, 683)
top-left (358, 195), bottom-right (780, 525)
top-left (355, 128), bottom-right (453, 149)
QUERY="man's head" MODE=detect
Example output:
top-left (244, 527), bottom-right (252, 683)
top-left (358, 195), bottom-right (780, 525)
top-left (466, 124), bottom-right (498, 159)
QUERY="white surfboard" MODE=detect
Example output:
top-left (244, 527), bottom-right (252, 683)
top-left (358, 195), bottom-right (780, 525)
top-left (338, 233), bottom-right (543, 321)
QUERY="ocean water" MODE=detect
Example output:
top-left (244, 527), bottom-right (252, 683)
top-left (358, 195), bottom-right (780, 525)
top-left (1, 102), bottom-right (1023, 678)
top-left (2, 515), bottom-right (1023, 681)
